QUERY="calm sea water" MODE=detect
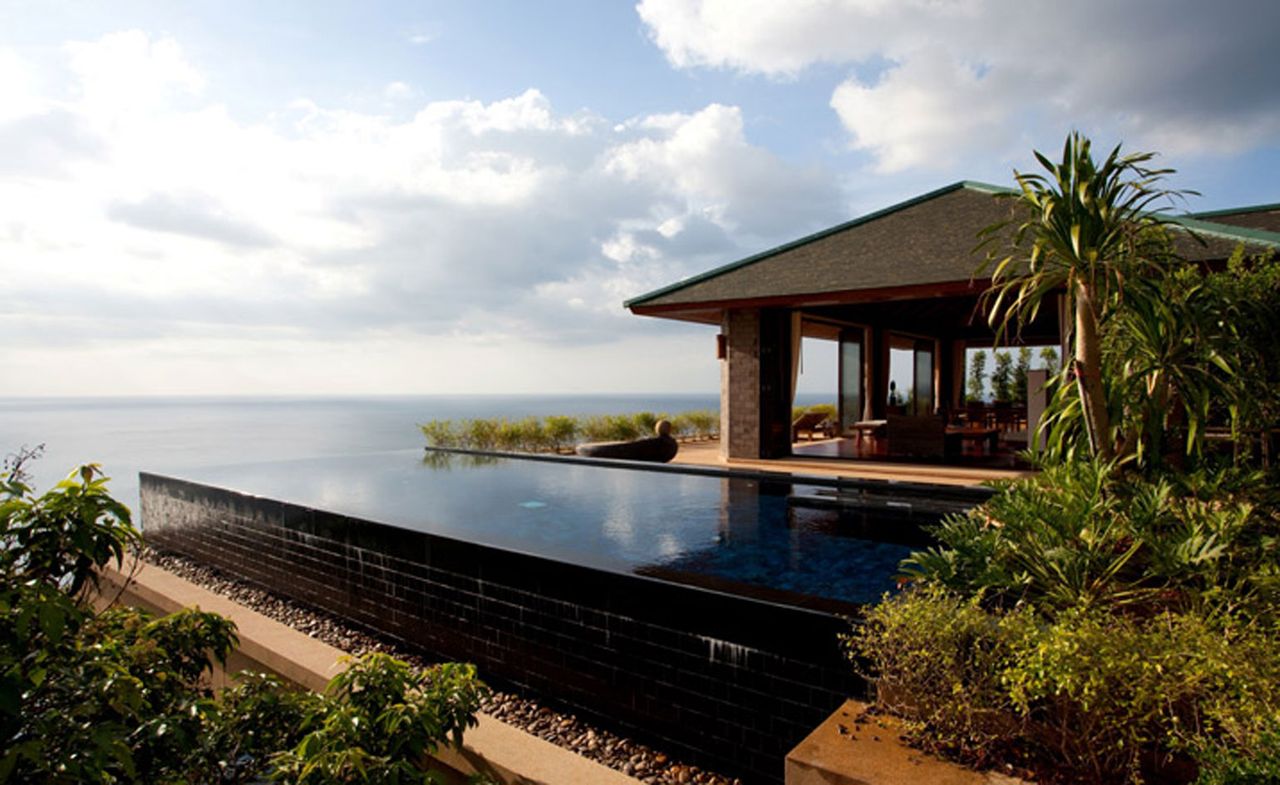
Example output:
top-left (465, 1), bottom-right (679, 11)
top-left (0, 393), bottom-right (832, 513)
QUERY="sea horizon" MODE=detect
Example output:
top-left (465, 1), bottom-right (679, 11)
top-left (1, 392), bottom-right (834, 515)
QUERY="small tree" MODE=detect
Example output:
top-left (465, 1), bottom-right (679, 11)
top-left (992, 350), bottom-right (1015, 402)
top-left (1038, 346), bottom-right (1061, 377)
top-left (966, 351), bottom-right (988, 403)
top-left (1014, 347), bottom-right (1032, 402)
top-left (982, 131), bottom-right (1188, 460)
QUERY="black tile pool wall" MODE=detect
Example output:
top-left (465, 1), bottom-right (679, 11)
top-left (141, 473), bottom-right (863, 783)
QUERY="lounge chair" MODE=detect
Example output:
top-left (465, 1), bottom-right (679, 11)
top-left (576, 420), bottom-right (679, 463)
top-left (792, 410), bottom-right (832, 441)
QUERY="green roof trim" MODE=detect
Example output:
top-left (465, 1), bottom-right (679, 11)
top-left (625, 180), bottom-right (1011, 308)
top-left (1190, 202), bottom-right (1280, 219)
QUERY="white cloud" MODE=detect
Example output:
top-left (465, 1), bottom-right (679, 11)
top-left (639, 0), bottom-right (1280, 171)
top-left (0, 32), bottom-right (844, 394)
top-left (383, 81), bottom-right (413, 100)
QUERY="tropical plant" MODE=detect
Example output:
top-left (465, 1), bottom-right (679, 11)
top-left (272, 655), bottom-right (486, 785)
top-left (0, 454), bottom-right (489, 784)
top-left (1204, 249), bottom-right (1280, 458)
top-left (1014, 347), bottom-right (1032, 402)
top-left (901, 460), bottom-right (1280, 619)
top-left (981, 131), bottom-right (1190, 460)
top-left (992, 350), bottom-right (1015, 402)
top-left (966, 350), bottom-right (988, 403)
top-left (0, 452), bottom-right (237, 782)
top-left (1038, 346), bottom-right (1061, 376)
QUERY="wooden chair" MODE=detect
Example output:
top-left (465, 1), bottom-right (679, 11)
top-left (965, 401), bottom-right (989, 427)
top-left (886, 415), bottom-right (947, 459)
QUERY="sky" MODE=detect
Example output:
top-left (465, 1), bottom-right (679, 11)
top-left (2, 0), bottom-right (1278, 397)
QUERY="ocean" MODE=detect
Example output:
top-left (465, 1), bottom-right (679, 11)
top-left (0, 393), bottom-right (832, 515)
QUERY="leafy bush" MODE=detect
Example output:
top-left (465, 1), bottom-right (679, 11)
top-left (272, 655), bottom-right (486, 784)
top-left (1193, 724), bottom-right (1280, 785)
top-left (0, 455), bottom-right (489, 784)
top-left (419, 419), bottom-right (459, 448)
top-left (462, 418), bottom-right (500, 450)
top-left (855, 590), bottom-right (1280, 784)
top-left (423, 409), bottom-right (721, 451)
top-left (903, 461), bottom-right (1280, 620)
top-left (543, 415), bottom-right (579, 451)
top-left (853, 458), bottom-right (1280, 784)
top-left (681, 409), bottom-right (719, 439)
top-left (632, 411), bottom-right (660, 435)
top-left (845, 587), bottom-right (1024, 762)
top-left (494, 417), bottom-right (547, 452)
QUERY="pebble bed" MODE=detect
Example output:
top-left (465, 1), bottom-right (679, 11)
top-left (144, 550), bottom-right (740, 785)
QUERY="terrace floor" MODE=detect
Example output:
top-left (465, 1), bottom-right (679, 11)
top-left (671, 438), bottom-right (1032, 487)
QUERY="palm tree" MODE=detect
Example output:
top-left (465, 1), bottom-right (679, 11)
top-left (981, 132), bottom-right (1187, 460)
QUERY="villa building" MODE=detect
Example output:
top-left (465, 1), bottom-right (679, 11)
top-left (626, 182), bottom-right (1280, 463)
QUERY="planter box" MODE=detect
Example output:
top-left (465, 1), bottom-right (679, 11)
top-left (786, 700), bottom-right (1030, 785)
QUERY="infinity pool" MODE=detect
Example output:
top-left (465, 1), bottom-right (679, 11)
top-left (182, 448), bottom-right (975, 607)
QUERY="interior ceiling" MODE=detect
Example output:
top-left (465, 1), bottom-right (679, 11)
top-left (801, 294), bottom-right (1061, 343)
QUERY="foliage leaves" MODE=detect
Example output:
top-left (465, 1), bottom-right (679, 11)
top-left (0, 457), bottom-right (489, 784)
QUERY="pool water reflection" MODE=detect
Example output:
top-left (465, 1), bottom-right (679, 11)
top-left (186, 449), bottom-right (947, 608)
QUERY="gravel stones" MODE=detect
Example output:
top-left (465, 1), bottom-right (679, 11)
top-left (143, 550), bottom-right (740, 785)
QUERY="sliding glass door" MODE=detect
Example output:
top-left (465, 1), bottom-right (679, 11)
top-left (912, 338), bottom-right (934, 416)
top-left (889, 333), bottom-right (936, 416)
top-left (838, 329), bottom-right (864, 433)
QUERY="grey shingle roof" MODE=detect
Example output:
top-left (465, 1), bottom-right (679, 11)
top-left (627, 182), bottom-right (1280, 312)
top-left (1190, 203), bottom-right (1280, 233)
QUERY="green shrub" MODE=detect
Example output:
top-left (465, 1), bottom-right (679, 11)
top-left (605, 414), bottom-right (642, 441)
top-left (809, 403), bottom-right (838, 420)
top-left (422, 409), bottom-right (722, 450)
top-left (845, 587), bottom-right (1024, 759)
top-left (580, 414), bottom-right (612, 442)
top-left (543, 415), bottom-right (578, 451)
top-left (272, 655), bottom-right (486, 784)
top-left (1193, 724), bottom-right (1280, 785)
top-left (0, 456), bottom-right (489, 784)
top-left (854, 588), bottom-right (1280, 784)
top-left (419, 419), bottom-right (459, 448)
top-left (682, 409), bottom-right (719, 439)
top-left (632, 411), bottom-right (659, 435)
top-left (494, 417), bottom-right (547, 452)
top-left (903, 461), bottom-right (1280, 620)
top-left (462, 418), bottom-right (499, 450)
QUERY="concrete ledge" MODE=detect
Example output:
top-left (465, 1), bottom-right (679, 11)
top-left (786, 700), bottom-right (1030, 785)
top-left (95, 561), bottom-right (642, 785)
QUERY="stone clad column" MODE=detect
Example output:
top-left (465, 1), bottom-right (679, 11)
top-left (720, 308), bottom-right (761, 460)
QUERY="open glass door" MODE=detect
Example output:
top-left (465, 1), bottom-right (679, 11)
top-left (912, 339), bottom-right (935, 416)
top-left (838, 328), bottom-right (863, 434)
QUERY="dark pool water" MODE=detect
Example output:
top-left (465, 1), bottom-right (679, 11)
top-left (182, 449), bottom-right (939, 608)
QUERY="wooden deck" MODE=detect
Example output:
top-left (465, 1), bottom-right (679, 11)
top-left (671, 439), bottom-right (1032, 487)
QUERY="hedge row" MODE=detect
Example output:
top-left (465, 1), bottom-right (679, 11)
top-left (419, 410), bottom-right (720, 453)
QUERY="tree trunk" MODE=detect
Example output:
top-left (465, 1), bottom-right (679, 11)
top-left (1074, 282), bottom-right (1113, 459)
